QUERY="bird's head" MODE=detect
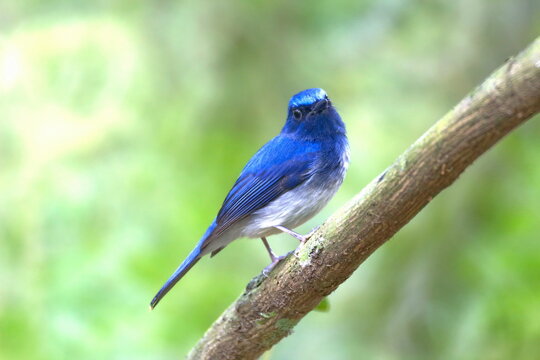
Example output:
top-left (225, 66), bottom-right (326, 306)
top-left (281, 88), bottom-right (346, 140)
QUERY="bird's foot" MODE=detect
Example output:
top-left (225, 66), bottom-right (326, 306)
top-left (262, 253), bottom-right (289, 277)
top-left (292, 226), bottom-right (322, 258)
top-left (303, 225), bottom-right (321, 243)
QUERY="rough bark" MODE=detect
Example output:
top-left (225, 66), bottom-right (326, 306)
top-left (188, 37), bottom-right (540, 360)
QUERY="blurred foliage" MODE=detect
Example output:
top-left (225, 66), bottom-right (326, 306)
top-left (0, 0), bottom-right (539, 359)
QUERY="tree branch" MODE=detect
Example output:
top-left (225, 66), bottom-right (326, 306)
top-left (188, 37), bottom-right (540, 360)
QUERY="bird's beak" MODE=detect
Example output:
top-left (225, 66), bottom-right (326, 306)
top-left (311, 98), bottom-right (331, 114)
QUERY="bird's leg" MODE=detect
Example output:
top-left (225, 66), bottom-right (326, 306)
top-left (261, 236), bottom-right (280, 262)
top-left (273, 225), bottom-right (314, 243)
top-left (261, 237), bottom-right (287, 276)
top-left (274, 225), bottom-right (321, 259)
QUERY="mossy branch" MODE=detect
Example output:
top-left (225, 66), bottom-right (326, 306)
top-left (187, 37), bottom-right (540, 360)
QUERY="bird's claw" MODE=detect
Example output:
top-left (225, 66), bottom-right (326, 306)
top-left (262, 257), bottom-right (283, 277)
top-left (303, 225), bottom-right (321, 242)
top-left (293, 226), bottom-right (321, 257)
top-left (262, 251), bottom-right (294, 276)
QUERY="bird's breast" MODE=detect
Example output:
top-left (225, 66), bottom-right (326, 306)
top-left (242, 140), bottom-right (349, 238)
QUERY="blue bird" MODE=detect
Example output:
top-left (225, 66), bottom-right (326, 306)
top-left (150, 88), bottom-right (349, 309)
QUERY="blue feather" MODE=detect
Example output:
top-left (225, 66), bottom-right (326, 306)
top-left (149, 222), bottom-right (217, 309)
top-left (211, 136), bottom-right (320, 238)
top-left (288, 88), bottom-right (327, 108)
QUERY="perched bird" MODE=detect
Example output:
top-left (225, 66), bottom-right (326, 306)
top-left (150, 88), bottom-right (349, 309)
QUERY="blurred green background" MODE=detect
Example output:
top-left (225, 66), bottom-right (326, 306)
top-left (1, 0), bottom-right (539, 359)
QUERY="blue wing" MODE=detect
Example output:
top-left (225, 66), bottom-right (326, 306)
top-left (205, 136), bottom-right (320, 246)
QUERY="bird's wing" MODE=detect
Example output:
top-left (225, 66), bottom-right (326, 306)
top-left (205, 136), bottom-right (320, 247)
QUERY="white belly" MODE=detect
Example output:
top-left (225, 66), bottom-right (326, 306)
top-left (201, 141), bottom-right (349, 254)
top-left (240, 173), bottom-right (345, 238)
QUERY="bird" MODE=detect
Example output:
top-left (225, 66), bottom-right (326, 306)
top-left (150, 88), bottom-right (349, 309)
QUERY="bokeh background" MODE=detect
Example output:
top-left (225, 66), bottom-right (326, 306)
top-left (1, 0), bottom-right (539, 359)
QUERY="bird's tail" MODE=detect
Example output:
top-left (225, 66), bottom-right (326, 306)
top-left (149, 222), bottom-right (217, 309)
top-left (149, 243), bottom-right (202, 309)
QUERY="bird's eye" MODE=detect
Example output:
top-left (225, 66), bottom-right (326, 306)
top-left (293, 109), bottom-right (302, 120)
